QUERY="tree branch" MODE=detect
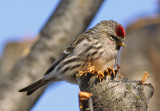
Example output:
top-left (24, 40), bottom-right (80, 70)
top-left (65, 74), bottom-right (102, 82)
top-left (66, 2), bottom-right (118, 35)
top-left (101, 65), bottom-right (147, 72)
top-left (0, 0), bottom-right (104, 111)
top-left (77, 72), bottom-right (154, 111)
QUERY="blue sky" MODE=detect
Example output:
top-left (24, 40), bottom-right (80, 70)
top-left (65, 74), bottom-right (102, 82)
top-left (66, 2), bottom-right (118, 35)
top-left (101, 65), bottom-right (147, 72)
top-left (0, 0), bottom-right (158, 111)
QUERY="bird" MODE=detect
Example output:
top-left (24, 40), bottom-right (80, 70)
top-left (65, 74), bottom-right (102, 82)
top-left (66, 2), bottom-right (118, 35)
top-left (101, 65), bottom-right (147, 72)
top-left (19, 20), bottom-right (126, 95)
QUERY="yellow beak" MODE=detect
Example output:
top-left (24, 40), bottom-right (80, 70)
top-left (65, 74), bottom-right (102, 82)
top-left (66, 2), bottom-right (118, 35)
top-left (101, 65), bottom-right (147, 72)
top-left (117, 41), bottom-right (126, 47)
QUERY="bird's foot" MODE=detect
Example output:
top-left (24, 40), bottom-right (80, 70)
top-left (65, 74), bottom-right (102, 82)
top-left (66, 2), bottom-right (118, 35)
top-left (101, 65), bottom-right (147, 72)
top-left (106, 67), bottom-right (116, 76)
top-left (115, 64), bottom-right (121, 73)
top-left (76, 63), bottom-right (97, 77)
top-left (96, 71), bottom-right (105, 82)
top-left (88, 65), bottom-right (96, 75)
top-left (77, 71), bottom-right (88, 77)
top-left (77, 63), bottom-right (121, 82)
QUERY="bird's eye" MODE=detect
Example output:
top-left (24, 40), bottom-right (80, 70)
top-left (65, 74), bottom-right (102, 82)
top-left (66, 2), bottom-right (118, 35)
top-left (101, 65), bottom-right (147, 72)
top-left (111, 35), bottom-right (118, 41)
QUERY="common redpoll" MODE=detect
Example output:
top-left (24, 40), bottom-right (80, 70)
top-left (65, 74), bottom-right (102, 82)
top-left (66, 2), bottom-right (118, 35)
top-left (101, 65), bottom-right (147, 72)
top-left (19, 20), bottom-right (125, 95)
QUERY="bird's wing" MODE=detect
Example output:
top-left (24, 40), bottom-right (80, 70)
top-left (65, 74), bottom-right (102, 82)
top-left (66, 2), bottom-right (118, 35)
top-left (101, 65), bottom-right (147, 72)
top-left (44, 33), bottom-right (90, 75)
top-left (44, 50), bottom-right (71, 75)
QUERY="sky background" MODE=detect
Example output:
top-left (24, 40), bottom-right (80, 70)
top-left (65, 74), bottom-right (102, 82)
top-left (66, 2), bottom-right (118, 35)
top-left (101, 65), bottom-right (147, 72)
top-left (0, 0), bottom-right (158, 111)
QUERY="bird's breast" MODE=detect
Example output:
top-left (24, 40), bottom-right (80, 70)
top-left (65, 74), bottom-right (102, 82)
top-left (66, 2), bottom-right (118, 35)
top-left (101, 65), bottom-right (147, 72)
top-left (91, 46), bottom-right (118, 71)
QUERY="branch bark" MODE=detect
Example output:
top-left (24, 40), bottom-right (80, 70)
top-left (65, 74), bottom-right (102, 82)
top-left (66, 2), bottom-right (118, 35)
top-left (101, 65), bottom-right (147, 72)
top-left (0, 0), bottom-right (104, 111)
top-left (77, 73), bottom-right (154, 111)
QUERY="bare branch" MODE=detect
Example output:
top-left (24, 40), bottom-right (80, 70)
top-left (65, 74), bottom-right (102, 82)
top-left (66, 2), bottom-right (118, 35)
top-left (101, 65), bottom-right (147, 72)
top-left (0, 0), bottom-right (104, 111)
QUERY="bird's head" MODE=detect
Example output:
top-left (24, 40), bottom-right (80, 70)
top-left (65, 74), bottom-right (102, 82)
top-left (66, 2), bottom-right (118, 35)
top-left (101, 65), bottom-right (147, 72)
top-left (96, 20), bottom-right (126, 48)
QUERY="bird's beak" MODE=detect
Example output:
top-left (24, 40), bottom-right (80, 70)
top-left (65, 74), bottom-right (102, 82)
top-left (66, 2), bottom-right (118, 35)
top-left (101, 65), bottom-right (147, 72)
top-left (117, 41), bottom-right (126, 47)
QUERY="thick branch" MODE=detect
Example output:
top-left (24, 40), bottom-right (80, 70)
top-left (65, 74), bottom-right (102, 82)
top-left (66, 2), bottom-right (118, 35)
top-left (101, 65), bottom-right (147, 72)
top-left (0, 0), bottom-right (104, 111)
top-left (77, 74), bottom-right (154, 111)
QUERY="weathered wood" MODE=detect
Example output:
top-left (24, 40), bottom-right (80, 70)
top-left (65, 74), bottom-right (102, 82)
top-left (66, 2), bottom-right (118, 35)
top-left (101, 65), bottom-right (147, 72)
top-left (77, 73), bottom-right (154, 111)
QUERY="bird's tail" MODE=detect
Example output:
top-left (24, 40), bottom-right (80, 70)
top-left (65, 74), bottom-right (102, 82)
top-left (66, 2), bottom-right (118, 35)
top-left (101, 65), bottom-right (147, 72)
top-left (19, 78), bottom-right (47, 95)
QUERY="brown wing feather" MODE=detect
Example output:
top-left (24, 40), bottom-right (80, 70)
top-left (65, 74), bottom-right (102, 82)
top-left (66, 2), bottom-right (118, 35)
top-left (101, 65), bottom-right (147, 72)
top-left (44, 32), bottom-right (91, 75)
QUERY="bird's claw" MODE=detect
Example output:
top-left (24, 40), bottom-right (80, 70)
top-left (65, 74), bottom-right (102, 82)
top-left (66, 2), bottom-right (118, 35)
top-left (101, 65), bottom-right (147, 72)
top-left (77, 63), bottom-right (122, 82)
top-left (107, 67), bottom-right (116, 76)
top-left (88, 65), bottom-right (96, 74)
top-left (76, 63), bottom-right (96, 77)
top-left (77, 71), bottom-right (87, 77)
top-left (97, 71), bottom-right (105, 82)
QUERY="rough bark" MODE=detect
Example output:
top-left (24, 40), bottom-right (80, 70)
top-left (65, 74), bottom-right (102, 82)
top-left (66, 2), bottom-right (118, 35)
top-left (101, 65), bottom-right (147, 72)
top-left (0, 0), bottom-right (104, 111)
top-left (77, 73), bottom-right (154, 111)
top-left (120, 16), bottom-right (160, 111)
top-left (0, 40), bottom-right (33, 80)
